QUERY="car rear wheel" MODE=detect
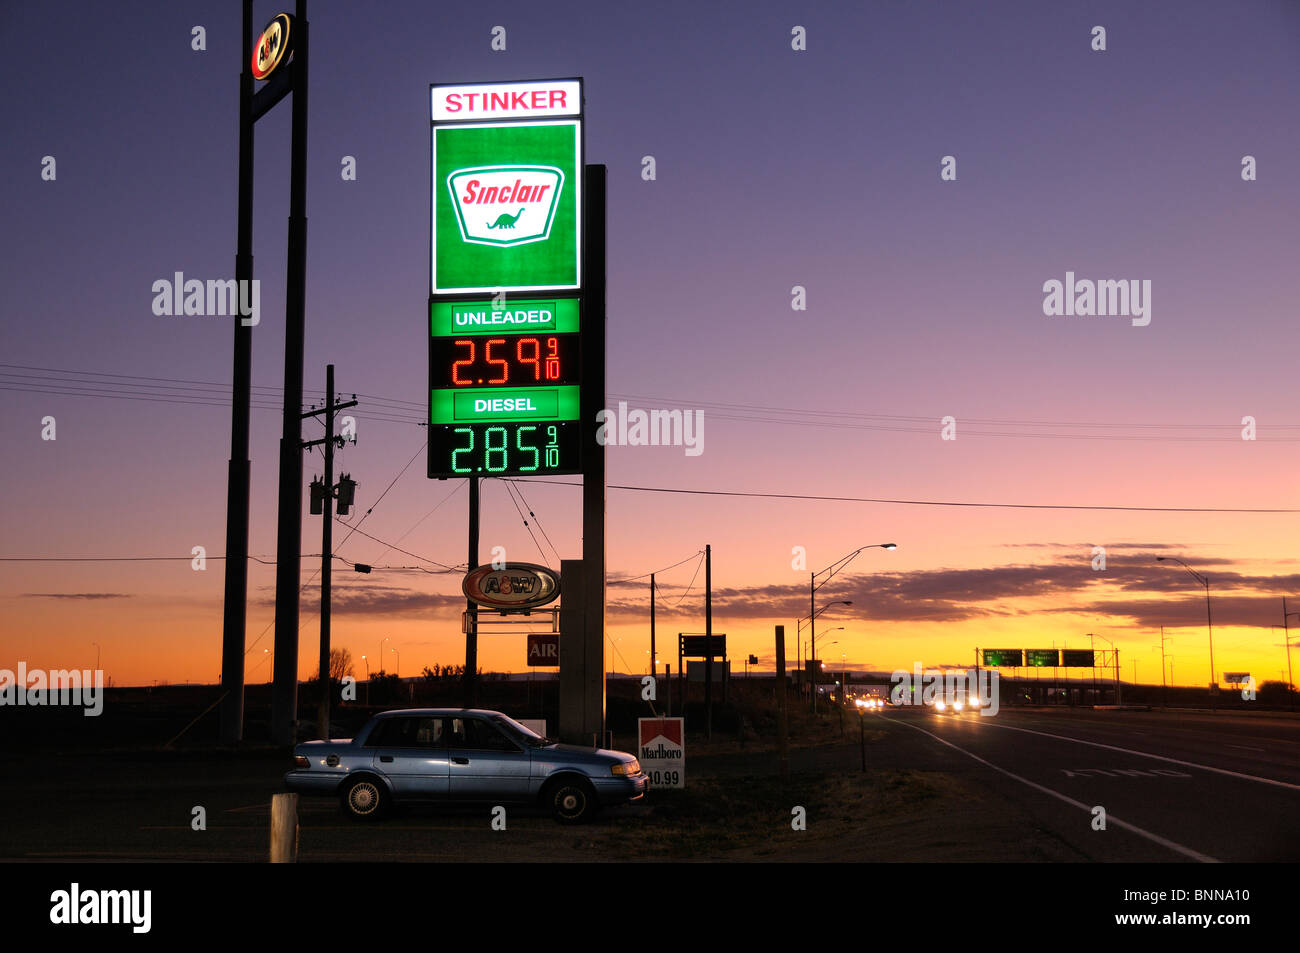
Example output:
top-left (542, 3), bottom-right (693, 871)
top-left (546, 778), bottom-right (597, 824)
top-left (341, 776), bottom-right (387, 821)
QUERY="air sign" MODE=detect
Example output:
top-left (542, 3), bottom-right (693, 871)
top-left (429, 79), bottom-right (585, 479)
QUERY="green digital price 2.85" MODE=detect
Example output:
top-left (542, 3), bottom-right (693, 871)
top-left (431, 421), bottom-right (579, 475)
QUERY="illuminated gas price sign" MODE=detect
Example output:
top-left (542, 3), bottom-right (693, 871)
top-left (428, 298), bottom-right (582, 477)
top-left (429, 79), bottom-right (586, 480)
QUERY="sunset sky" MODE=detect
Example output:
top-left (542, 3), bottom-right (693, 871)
top-left (3, 0), bottom-right (1299, 691)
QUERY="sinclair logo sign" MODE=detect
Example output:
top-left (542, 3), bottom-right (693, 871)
top-left (447, 165), bottom-right (564, 247)
top-left (431, 80), bottom-right (582, 294)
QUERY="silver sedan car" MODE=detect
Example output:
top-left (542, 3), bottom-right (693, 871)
top-left (284, 708), bottom-right (647, 823)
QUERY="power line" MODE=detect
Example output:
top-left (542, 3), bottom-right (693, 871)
top-left (507, 479), bottom-right (1300, 514)
top-left (9, 364), bottom-right (1300, 441)
top-left (500, 478), bottom-right (563, 565)
top-left (615, 549), bottom-right (706, 584)
top-left (672, 551), bottom-right (706, 608)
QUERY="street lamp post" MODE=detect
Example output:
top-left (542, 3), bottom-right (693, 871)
top-left (798, 607), bottom-right (848, 706)
top-left (380, 637), bottom-right (390, 677)
top-left (810, 543), bottom-right (895, 714)
top-left (1157, 557), bottom-right (1216, 713)
top-left (361, 654), bottom-right (370, 706)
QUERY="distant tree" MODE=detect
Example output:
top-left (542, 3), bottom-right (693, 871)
top-left (313, 647), bottom-right (354, 682)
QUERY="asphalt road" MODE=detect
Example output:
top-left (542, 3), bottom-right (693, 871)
top-left (877, 705), bottom-right (1300, 862)
top-left (3, 707), bottom-right (1295, 862)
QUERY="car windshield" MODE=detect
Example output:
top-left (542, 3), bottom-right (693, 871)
top-left (491, 714), bottom-right (549, 746)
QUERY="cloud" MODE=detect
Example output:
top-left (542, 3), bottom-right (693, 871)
top-left (21, 592), bottom-right (133, 600)
top-left (251, 554), bottom-right (1300, 632)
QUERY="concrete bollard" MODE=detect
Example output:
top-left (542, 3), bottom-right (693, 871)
top-left (270, 792), bottom-right (298, 863)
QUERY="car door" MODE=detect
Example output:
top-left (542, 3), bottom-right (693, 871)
top-left (445, 715), bottom-right (532, 800)
top-left (367, 715), bottom-right (450, 797)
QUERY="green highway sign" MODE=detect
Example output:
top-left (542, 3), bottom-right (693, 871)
top-left (1026, 649), bottom-right (1059, 667)
top-left (1061, 649), bottom-right (1095, 667)
top-left (982, 649), bottom-right (1023, 667)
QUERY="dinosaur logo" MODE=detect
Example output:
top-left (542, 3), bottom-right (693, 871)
top-left (486, 208), bottom-right (525, 230)
top-left (446, 165), bottom-right (564, 247)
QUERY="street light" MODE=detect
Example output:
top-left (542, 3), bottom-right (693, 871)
top-left (797, 607), bottom-right (849, 682)
top-left (810, 543), bottom-right (895, 714)
top-left (1157, 556), bottom-right (1216, 713)
top-left (380, 637), bottom-right (390, 677)
top-left (390, 645), bottom-right (400, 679)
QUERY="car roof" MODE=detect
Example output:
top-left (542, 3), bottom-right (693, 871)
top-left (370, 708), bottom-right (505, 719)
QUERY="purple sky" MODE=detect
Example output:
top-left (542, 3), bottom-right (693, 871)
top-left (2, 1), bottom-right (1299, 685)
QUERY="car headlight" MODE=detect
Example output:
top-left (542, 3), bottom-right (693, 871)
top-left (953, 700), bottom-right (964, 711)
top-left (934, 699), bottom-right (946, 711)
top-left (611, 760), bottom-right (641, 776)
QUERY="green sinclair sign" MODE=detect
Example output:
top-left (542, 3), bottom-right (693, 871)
top-left (428, 79), bottom-right (586, 478)
top-left (431, 81), bottom-right (583, 293)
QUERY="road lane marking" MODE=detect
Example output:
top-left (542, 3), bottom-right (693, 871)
top-left (1226, 744), bottom-right (1265, 752)
top-left (891, 718), bottom-right (1220, 863)
top-left (972, 721), bottom-right (1300, 791)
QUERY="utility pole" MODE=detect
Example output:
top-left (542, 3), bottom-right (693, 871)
top-left (650, 573), bottom-right (656, 679)
top-left (270, 0), bottom-right (312, 747)
top-left (810, 570), bottom-right (816, 715)
top-left (1284, 597), bottom-right (1297, 712)
top-left (303, 365), bottom-right (355, 740)
top-left (704, 543), bottom-right (713, 740)
top-left (1159, 626), bottom-right (1170, 709)
top-left (465, 477), bottom-right (479, 708)
top-left (775, 625), bottom-right (788, 779)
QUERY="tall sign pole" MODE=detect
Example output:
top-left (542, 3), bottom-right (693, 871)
top-left (466, 476), bottom-right (480, 707)
top-left (219, 0), bottom-right (256, 744)
top-left (581, 163), bottom-right (607, 744)
top-left (271, 0), bottom-right (311, 746)
top-left (427, 78), bottom-right (596, 741)
top-left (222, 7), bottom-right (306, 744)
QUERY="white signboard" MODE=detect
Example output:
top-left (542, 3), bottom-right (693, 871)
top-left (431, 80), bottom-right (582, 122)
top-left (638, 717), bottom-right (685, 788)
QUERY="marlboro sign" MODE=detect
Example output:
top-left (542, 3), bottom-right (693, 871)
top-left (637, 717), bottom-right (685, 788)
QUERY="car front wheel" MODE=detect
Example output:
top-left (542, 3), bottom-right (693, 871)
top-left (546, 778), bottom-right (597, 824)
top-left (341, 776), bottom-right (387, 821)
